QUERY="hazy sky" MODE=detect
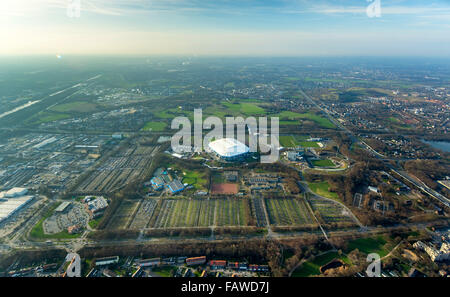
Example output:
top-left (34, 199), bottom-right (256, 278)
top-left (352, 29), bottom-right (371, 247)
top-left (1, 0), bottom-right (450, 56)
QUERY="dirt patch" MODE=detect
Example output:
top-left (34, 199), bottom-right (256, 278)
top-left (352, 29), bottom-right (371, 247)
top-left (211, 183), bottom-right (238, 195)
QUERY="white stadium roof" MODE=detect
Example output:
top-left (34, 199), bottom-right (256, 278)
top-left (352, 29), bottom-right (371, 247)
top-left (208, 138), bottom-right (249, 158)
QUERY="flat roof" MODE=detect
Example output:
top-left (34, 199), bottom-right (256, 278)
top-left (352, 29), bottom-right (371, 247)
top-left (208, 138), bottom-right (249, 158)
top-left (55, 201), bottom-right (71, 212)
top-left (0, 196), bottom-right (33, 221)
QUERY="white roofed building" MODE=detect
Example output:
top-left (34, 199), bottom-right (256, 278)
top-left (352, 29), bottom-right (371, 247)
top-left (208, 138), bottom-right (250, 161)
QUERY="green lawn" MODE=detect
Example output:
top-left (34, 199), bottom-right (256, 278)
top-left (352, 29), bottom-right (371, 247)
top-left (152, 266), bottom-right (176, 277)
top-left (280, 136), bottom-right (299, 147)
top-left (346, 236), bottom-right (389, 257)
top-left (35, 113), bottom-right (71, 124)
top-left (223, 102), bottom-right (266, 115)
top-left (312, 159), bottom-right (335, 167)
top-left (275, 111), bottom-right (335, 129)
top-left (292, 252), bottom-right (349, 277)
top-left (50, 101), bottom-right (98, 113)
top-left (142, 121), bottom-right (167, 132)
top-left (308, 181), bottom-right (339, 200)
top-left (299, 141), bottom-right (320, 148)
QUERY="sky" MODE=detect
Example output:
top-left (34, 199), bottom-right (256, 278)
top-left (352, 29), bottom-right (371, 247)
top-left (1, 0), bottom-right (450, 56)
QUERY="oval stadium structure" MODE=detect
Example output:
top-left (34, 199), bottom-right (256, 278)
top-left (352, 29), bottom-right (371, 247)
top-left (208, 138), bottom-right (250, 161)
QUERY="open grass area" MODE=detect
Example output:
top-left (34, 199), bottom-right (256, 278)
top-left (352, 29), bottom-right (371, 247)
top-left (50, 101), bottom-right (98, 113)
top-left (152, 266), bottom-right (176, 277)
top-left (346, 236), bottom-right (389, 257)
top-left (223, 102), bottom-right (266, 115)
top-left (142, 121), bottom-right (167, 132)
top-left (292, 251), bottom-right (349, 277)
top-left (279, 136), bottom-right (298, 147)
top-left (34, 112), bottom-right (71, 124)
top-left (275, 111), bottom-right (335, 129)
top-left (308, 181), bottom-right (339, 200)
top-left (299, 141), bottom-right (320, 148)
top-left (171, 166), bottom-right (208, 190)
top-left (312, 159), bottom-right (335, 167)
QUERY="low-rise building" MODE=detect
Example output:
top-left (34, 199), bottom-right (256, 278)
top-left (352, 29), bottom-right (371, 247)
top-left (186, 256), bottom-right (206, 266)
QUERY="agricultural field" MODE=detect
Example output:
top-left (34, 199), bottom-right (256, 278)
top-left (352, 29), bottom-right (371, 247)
top-left (308, 195), bottom-right (354, 224)
top-left (128, 199), bottom-right (158, 229)
top-left (215, 198), bottom-right (252, 226)
top-left (265, 198), bottom-right (314, 226)
top-left (152, 199), bottom-right (215, 228)
top-left (250, 198), bottom-right (267, 227)
top-left (107, 199), bottom-right (140, 229)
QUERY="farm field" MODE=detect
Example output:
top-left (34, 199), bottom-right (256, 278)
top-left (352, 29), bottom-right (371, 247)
top-left (264, 198), bottom-right (314, 226)
top-left (107, 199), bottom-right (140, 229)
top-left (152, 199), bottom-right (216, 228)
top-left (215, 198), bottom-right (252, 226)
top-left (308, 195), bottom-right (354, 224)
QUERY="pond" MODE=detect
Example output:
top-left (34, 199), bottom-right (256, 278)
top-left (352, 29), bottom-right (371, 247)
top-left (422, 140), bottom-right (450, 153)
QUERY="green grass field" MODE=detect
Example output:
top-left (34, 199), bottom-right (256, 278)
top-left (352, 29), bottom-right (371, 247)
top-left (223, 102), bottom-right (266, 115)
top-left (142, 121), bottom-right (167, 132)
top-left (312, 159), bottom-right (335, 167)
top-left (34, 112), bottom-right (71, 124)
top-left (275, 111), bottom-right (335, 129)
top-left (346, 236), bottom-right (388, 257)
top-left (292, 252), bottom-right (349, 277)
top-left (299, 141), bottom-right (320, 148)
top-left (152, 266), bottom-right (176, 277)
top-left (308, 181), bottom-right (339, 200)
top-left (50, 101), bottom-right (98, 113)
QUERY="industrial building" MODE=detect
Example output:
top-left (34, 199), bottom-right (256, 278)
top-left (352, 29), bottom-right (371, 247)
top-left (0, 196), bottom-right (33, 223)
top-left (167, 180), bottom-right (184, 194)
top-left (186, 256), bottom-right (206, 266)
top-left (3, 187), bottom-right (28, 198)
top-left (95, 256), bottom-right (119, 266)
top-left (208, 138), bottom-right (250, 161)
top-left (55, 201), bottom-right (71, 213)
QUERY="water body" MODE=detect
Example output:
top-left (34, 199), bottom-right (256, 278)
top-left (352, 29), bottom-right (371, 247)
top-left (422, 140), bottom-right (450, 153)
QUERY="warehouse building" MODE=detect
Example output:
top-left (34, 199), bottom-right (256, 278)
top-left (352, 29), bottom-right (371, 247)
top-left (4, 187), bottom-right (28, 198)
top-left (0, 196), bottom-right (34, 223)
top-left (208, 138), bottom-right (250, 161)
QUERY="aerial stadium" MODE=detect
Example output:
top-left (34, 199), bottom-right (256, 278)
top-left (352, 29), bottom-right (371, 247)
top-left (207, 138), bottom-right (250, 161)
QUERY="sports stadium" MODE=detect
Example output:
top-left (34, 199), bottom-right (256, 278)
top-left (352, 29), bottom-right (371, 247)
top-left (207, 138), bottom-right (250, 161)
